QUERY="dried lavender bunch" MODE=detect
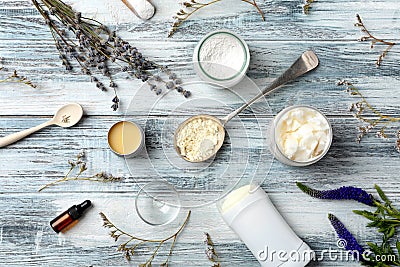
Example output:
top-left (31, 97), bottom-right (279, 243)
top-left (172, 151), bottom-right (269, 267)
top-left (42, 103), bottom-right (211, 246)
top-left (355, 14), bottom-right (396, 67)
top-left (38, 151), bottom-right (122, 191)
top-left (338, 80), bottom-right (400, 151)
top-left (328, 214), bottom-right (366, 259)
top-left (0, 67), bottom-right (36, 88)
top-left (169, 0), bottom-right (265, 37)
top-left (100, 210), bottom-right (191, 265)
top-left (303, 0), bottom-right (315, 14)
top-left (203, 232), bottom-right (221, 267)
top-left (31, 0), bottom-right (190, 111)
top-left (296, 182), bottom-right (375, 206)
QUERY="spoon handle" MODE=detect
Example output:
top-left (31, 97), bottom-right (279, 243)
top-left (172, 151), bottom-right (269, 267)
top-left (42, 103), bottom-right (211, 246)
top-left (222, 50), bottom-right (319, 125)
top-left (121, 0), bottom-right (155, 20)
top-left (0, 120), bottom-right (53, 148)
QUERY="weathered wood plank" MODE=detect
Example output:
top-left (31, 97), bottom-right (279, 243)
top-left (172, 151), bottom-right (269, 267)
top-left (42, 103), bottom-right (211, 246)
top-left (0, 40), bottom-right (399, 116)
top-left (0, 191), bottom-right (392, 266)
top-left (1, 0), bottom-right (399, 266)
top-left (0, 0), bottom-right (400, 41)
top-left (0, 116), bottom-right (398, 195)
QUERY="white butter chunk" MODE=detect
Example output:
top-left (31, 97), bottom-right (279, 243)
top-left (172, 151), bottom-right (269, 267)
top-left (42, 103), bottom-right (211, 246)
top-left (276, 107), bottom-right (330, 162)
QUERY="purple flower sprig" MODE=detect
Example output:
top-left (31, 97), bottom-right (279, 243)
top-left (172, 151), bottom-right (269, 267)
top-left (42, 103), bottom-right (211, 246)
top-left (300, 183), bottom-right (400, 265)
top-left (296, 182), bottom-right (376, 206)
top-left (328, 214), bottom-right (366, 260)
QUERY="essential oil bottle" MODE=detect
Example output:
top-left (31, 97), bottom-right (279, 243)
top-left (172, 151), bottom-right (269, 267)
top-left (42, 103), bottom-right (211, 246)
top-left (50, 200), bottom-right (92, 233)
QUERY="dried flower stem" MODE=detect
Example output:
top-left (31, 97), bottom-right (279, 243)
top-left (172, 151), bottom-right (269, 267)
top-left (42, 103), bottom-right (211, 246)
top-left (0, 68), bottom-right (37, 88)
top-left (241, 0), bottom-right (265, 21)
top-left (100, 210), bottom-right (191, 265)
top-left (169, 0), bottom-right (222, 37)
top-left (204, 232), bottom-right (221, 267)
top-left (38, 151), bottom-right (121, 192)
top-left (303, 0), bottom-right (315, 15)
top-left (169, 0), bottom-right (265, 37)
top-left (338, 80), bottom-right (400, 151)
top-left (355, 14), bottom-right (396, 67)
top-left (397, 130), bottom-right (400, 153)
top-left (38, 173), bottom-right (120, 192)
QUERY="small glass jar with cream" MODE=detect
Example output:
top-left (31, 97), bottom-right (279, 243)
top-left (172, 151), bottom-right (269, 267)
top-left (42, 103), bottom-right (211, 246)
top-left (269, 105), bottom-right (333, 166)
top-left (193, 30), bottom-right (250, 88)
top-left (108, 121), bottom-right (145, 158)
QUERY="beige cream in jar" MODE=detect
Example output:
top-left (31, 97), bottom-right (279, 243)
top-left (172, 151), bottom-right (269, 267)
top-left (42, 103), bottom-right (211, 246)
top-left (108, 121), bottom-right (145, 157)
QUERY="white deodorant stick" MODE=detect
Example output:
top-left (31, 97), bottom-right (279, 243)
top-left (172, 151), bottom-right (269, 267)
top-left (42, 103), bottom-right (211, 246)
top-left (217, 184), bottom-right (313, 267)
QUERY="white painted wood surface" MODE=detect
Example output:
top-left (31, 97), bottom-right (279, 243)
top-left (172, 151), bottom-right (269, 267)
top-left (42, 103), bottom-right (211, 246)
top-left (0, 0), bottom-right (399, 266)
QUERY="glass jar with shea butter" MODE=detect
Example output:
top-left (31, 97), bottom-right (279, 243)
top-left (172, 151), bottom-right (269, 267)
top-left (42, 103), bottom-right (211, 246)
top-left (269, 105), bottom-right (333, 166)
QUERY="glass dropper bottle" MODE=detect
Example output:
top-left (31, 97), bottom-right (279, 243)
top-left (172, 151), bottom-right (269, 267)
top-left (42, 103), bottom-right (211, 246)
top-left (50, 200), bottom-right (92, 233)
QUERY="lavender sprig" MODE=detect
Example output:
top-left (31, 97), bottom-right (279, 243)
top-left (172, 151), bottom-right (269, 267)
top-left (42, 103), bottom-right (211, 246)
top-left (299, 183), bottom-right (400, 265)
top-left (328, 213), bottom-right (365, 258)
top-left (296, 182), bottom-right (375, 206)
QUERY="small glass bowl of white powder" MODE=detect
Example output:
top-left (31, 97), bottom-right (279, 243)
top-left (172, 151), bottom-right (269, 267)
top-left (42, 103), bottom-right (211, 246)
top-left (269, 106), bottom-right (333, 166)
top-left (193, 30), bottom-right (250, 88)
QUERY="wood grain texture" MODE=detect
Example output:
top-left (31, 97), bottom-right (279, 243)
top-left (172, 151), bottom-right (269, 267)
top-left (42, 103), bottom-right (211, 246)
top-left (0, 40), bottom-right (399, 116)
top-left (0, 0), bottom-right (399, 266)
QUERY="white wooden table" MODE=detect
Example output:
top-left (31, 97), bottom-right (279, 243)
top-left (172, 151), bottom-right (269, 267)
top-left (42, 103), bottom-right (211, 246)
top-left (0, 0), bottom-right (399, 266)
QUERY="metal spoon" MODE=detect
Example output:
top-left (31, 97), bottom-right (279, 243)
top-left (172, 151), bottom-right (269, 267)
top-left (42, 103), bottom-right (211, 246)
top-left (0, 103), bottom-right (83, 148)
top-left (174, 50), bottom-right (319, 163)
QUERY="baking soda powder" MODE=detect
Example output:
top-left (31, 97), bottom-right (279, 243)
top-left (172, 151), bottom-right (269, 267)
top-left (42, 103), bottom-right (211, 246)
top-left (199, 33), bottom-right (246, 79)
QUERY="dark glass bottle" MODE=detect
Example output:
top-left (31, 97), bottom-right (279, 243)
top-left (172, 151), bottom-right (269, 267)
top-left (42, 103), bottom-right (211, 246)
top-left (50, 200), bottom-right (92, 233)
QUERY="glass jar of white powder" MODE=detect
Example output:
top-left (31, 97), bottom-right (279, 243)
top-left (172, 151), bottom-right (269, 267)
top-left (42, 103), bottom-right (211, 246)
top-left (193, 30), bottom-right (250, 88)
top-left (269, 105), bottom-right (333, 166)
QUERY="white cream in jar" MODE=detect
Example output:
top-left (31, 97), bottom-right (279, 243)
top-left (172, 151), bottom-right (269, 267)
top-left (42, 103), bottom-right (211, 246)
top-left (271, 106), bottom-right (332, 166)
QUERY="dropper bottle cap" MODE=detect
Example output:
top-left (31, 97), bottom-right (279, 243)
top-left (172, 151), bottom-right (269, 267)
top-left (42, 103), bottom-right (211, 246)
top-left (68, 200), bottom-right (92, 220)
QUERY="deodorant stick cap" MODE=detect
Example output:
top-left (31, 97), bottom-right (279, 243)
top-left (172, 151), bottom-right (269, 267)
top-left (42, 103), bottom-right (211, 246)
top-left (218, 184), bottom-right (264, 225)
